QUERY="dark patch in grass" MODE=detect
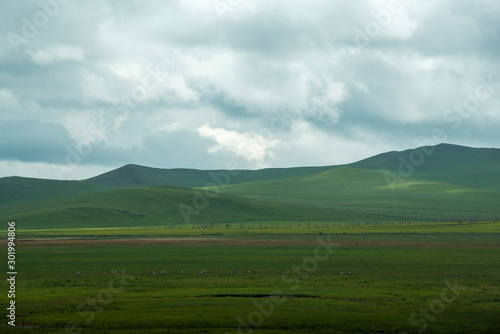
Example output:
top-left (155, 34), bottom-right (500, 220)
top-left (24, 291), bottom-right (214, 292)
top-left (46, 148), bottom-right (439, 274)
top-left (198, 294), bottom-right (324, 299)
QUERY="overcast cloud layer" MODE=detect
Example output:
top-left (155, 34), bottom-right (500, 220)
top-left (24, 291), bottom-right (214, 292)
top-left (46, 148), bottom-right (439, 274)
top-left (1, 0), bottom-right (499, 179)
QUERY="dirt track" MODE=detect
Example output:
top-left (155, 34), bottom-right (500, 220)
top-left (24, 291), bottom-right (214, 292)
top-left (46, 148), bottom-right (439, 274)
top-left (5, 237), bottom-right (499, 248)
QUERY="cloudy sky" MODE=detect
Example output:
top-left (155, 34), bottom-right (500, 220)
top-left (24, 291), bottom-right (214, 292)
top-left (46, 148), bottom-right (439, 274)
top-left (1, 0), bottom-right (499, 180)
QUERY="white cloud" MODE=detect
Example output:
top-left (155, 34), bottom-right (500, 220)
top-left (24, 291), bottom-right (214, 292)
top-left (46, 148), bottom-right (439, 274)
top-left (269, 119), bottom-right (393, 167)
top-left (197, 124), bottom-right (279, 164)
top-left (0, 89), bottom-right (22, 113)
top-left (29, 45), bottom-right (86, 65)
top-left (62, 110), bottom-right (109, 145)
top-left (182, 49), bottom-right (349, 124)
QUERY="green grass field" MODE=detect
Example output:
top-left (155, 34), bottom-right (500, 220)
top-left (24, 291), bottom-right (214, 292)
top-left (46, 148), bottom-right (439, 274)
top-left (0, 185), bottom-right (394, 230)
top-left (10, 221), bottom-right (500, 238)
top-left (1, 225), bottom-right (500, 333)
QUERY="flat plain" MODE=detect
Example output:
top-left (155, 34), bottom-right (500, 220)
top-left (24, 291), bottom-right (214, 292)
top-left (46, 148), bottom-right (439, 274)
top-left (1, 223), bottom-right (500, 333)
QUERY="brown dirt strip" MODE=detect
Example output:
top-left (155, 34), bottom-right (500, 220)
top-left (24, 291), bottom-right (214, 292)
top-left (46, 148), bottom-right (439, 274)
top-left (3, 238), bottom-right (499, 248)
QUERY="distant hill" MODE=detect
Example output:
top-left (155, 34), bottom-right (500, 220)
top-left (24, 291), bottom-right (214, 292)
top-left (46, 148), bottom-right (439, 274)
top-left (0, 177), bottom-right (116, 207)
top-left (0, 185), bottom-right (384, 229)
top-left (1, 143), bottom-right (499, 227)
top-left (211, 166), bottom-right (500, 221)
top-left (351, 143), bottom-right (500, 190)
top-left (84, 163), bottom-right (335, 188)
top-left (210, 144), bottom-right (500, 222)
top-left (85, 144), bottom-right (500, 191)
top-left (1, 163), bottom-right (334, 207)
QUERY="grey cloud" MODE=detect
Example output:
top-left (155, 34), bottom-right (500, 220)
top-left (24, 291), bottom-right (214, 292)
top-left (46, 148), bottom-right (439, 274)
top-left (0, 120), bottom-right (73, 162)
top-left (0, 0), bottom-right (499, 178)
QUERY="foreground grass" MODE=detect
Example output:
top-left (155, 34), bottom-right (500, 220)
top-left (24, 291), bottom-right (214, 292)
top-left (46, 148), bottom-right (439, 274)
top-left (1, 232), bottom-right (499, 333)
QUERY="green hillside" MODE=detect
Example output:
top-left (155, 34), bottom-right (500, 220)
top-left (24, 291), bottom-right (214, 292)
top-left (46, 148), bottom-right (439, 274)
top-left (84, 144), bottom-right (500, 191)
top-left (0, 185), bottom-right (387, 230)
top-left (0, 177), bottom-right (116, 207)
top-left (209, 166), bottom-right (500, 222)
top-left (0, 165), bottom-right (333, 206)
top-left (84, 163), bottom-right (335, 188)
top-left (1, 143), bottom-right (498, 227)
top-left (351, 143), bottom-right (500, 190)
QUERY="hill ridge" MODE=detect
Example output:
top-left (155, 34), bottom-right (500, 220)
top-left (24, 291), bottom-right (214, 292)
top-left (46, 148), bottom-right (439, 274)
top-left (1, 143), bottom-right (499, 214)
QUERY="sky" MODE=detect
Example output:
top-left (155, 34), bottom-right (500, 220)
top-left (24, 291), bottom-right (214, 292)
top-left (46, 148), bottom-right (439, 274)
top-left (0, 0), bottom-right (499, 180)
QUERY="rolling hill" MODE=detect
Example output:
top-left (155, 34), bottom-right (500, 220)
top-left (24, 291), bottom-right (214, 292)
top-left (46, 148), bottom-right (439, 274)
top-left (1, 143), bottom-right (499, 228)
top-left (351, 143), bottom-right (500, 190)
top-left (0, 185), bottom-right (387, 230)
top-left (85, 163), bottom-right (336, 188)
top-left (209, 165), bottom-right (500, 222)
top-left (202, 144), bottom-right (500, 222)
top-left (84, 143), bottom-right (500, 191)
top-left (0, 177), bottom-right (116, 207)
top-left (0, 164), bottom-right (335, 207)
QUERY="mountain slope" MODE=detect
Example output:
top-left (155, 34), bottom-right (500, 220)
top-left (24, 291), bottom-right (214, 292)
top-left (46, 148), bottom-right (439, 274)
top-left (85, 144), bottom-right (500, 191)
top-left (350, 143), bottom-right (500, 190)
top-left (0, 177), bottom-right (116, 207)
top-left (0, 185), bottom-right (387, 229)
top-left (0, 165), bottom-right (335, 206)
top-left (84, 164), bottom-right (335, 188)
top-left (2, 143), bottom-right (499, 225)
top-left (210, 166), bottom-right (500, 222)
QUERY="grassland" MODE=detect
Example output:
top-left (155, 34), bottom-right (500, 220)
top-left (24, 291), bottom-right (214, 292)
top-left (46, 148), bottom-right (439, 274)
top-left (1, 229), bottom-right (499, 333)
top-left (0, 185), bottom-right (393, 230)
top-left (0, 177), bottom-right (116, 207)
top-left (1, 144), bottom-right (499, 333)
top-left (2, 167), bottom-right (499, 231)
top-left (208, 166), bottom-right (500, 222)
top-left (84, 164), bottom-right (336, 188)
top-left (351, 144), bottom-right (500, 191)
top-left (9, 221), bottom-right (500, 238)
